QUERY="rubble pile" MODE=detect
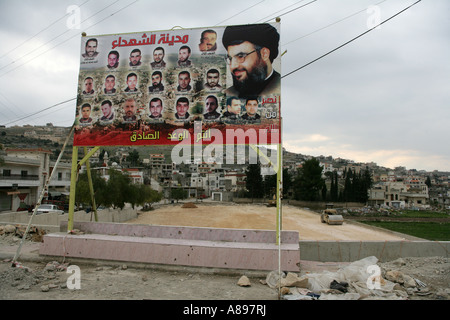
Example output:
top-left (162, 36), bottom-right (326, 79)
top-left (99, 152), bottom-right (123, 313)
top-left (0, 260), bottom-right (69, 296)
top-left (263, 256), bottom-right (449, 300)
top-left (0, 224), bottom-right (46, 243)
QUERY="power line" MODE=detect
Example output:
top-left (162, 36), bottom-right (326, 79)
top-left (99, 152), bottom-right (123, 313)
top-left (261, 0), bottom-right (317, 24)
top-left (0, 0), bottom-right (141, 126)
top-left (1, 98), bottom-right (76, 126)
top-left (282, 0), bottom-right (387, 47)
top-left (0, 0), bottom-right (139, 78)
top-left (0, 0), bottom-right (91, 61)
top-left (282, 0), bottom-right (422, 79)
top-left (215, 0), bottom-right (266, 26)
top-left (0, 0), bottom-right (122, 76)
top-left (253, 0), bottom-right (309, 23)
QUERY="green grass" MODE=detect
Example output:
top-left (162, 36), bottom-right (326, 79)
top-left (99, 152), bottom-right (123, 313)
top-left (396, 210), bottom-right (449, 218)
top-left (362, 221), bottom-right (450, 241)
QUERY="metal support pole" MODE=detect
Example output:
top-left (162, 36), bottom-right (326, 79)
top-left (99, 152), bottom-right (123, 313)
top-left (84, 147), bottom-right (98, 222)
top-left (67, 146), bottom-right (79, 232)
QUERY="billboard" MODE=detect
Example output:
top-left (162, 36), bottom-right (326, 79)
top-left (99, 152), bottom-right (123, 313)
top-left (73, 23), bottom-right (281, 146)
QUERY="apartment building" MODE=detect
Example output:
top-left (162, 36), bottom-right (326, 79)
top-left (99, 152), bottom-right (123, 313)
top-left (0, 148), bottom-right (71, 211)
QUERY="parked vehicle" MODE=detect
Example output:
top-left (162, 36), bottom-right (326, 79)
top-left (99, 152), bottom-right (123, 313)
top-left (35, 204), bottom-right (64, 215)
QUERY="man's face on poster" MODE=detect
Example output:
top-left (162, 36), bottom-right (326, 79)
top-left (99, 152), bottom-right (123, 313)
top-left (201, 32), bottom-right (217, 50)
top-left (105, 76), bottom-right (115, 91)
top-left (150, 100), bottom-right (163, 118)
top-left (153, 49), bottom-right (164, 63)
top-left (81, 106), bottom-right (91, 119)
top-left (205, 97), bottom-right (218, 113)
top-left (108, 53), bottom-right (118, 67)
top-left (178, 73), bottom-right (190, 89)
top-left (101, 103), bottom-right (112, 117)
top-left (123, 100), bottom-right (136, 117)
top-left (85, 40), bottom-right (97, 57)
top-left (227, 41), bottom-right (267, 91)
top-left (152, 74), bottom-right (161, 86)
top-left (228, 99), bottom-right (241, 115)
top-left (129, 51), bottom-right (141, 66)
top-left (178, 48), bottom-right (190, 62)
top-left (245, 99), bottom-right (259, 116)
top-left (84, 78), bottom-right (93, 92)
top-left (127, 75), bottom-right (137, 90)
top-left (206, 72), bottom-right (220, 87)
top-left (176, 101), bottom-right (189, 118)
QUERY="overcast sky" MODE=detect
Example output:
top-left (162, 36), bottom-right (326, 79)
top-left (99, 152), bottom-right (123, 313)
top-left (0, 0), bottom-right (448, 172)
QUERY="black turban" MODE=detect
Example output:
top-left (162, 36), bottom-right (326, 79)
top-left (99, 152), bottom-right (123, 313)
top-left (222, 23), bottom-right (280, 62)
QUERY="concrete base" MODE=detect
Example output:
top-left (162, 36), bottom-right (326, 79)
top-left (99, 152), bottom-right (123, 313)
top-left (39, 222), bottom-right (300, 272)
top-left (299, 240), bottom-right (450, 262)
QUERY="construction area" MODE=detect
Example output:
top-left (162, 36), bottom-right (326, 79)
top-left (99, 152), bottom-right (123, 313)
top-left (0, 201), bottom-right (449, 300)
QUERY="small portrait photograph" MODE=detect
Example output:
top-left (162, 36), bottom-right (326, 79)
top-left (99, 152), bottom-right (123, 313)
top-left (204, 68), bottom-right (222, 91)
top-left (148, 71), bottom-right (165, 93)
top-left (82, 38), bottom-right (99, 59)
top-left (99, 100), bottom-right (115, 123)
top-left (148, 97), bottom-right (164, 120)
top-left (124, 72), bottom-right (138, 93)
top-left (107, 50), bottom-right (120, 69)
top-left (199, 29), bottom-right (217, 52)
top-left (151, 47), bottom-right (166, 69)
top-left (221, 96), bottom-right (241, 122)
top-left (103, 75), bottom-right (116, 94)
top-left (203, 95), bottom-right (220, 121)
top-left (177, 71), bottom-right (191, 93)
top-left (122, 98), bottom-right (138, 122)
top-left (175, 97), bottom-right (190, 120)
top-left (79, 103), bottom-right (93, 124)
top-left (129, 48), bottom-right (142, 67)
top-left (178, 45), bottom-right (192, 67)
top-left (82, 77), bottom-right (95, 95)
top-left (241, 97), bottom-right (261, 124)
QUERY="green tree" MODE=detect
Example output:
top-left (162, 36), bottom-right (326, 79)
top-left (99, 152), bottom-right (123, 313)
top-left (79, 169), bottom-right (163, 209)
top-left (263, 173), bottom-right (277, 198)
top-left (245, 162), bottom-right (263, 199)
top-left (282, 168), bottom-right (292, 199)
top-left (171, 188), bottom-right (188, 202)
top-left (293, 158), bottom-right (325, 201)
top-left (321, 183), bottom-right (327, 201)
top-left (75, 170), bottom-right (107, 208)
top-left (128, 149), bottom-right (141, 167)
top-left (330, 171), bottom-right (339, 202)
top-left (101, 169), bottom-right (132, 209)
top-left (425, 176), bottom-right (432, 189)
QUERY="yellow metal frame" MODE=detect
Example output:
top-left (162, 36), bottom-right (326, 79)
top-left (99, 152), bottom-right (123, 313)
top-left (67, 146), bottom-right (100, 232)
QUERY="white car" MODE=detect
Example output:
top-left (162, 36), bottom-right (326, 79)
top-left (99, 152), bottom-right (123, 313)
top-left (35, 204), bottom-right (64, 215)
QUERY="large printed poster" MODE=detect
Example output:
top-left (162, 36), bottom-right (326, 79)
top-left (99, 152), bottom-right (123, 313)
top-left (73, 23), bottom-right (281, 146)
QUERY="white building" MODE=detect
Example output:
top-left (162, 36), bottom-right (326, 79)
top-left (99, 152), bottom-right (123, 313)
top-left (0, 148), bottom-right (71, 211)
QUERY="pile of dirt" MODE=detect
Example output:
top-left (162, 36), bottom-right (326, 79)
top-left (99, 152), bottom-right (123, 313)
top-left (181, 202), bottom-right (198, 209)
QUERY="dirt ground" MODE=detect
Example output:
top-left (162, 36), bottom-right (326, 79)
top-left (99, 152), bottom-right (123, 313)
top-left (0, 203), bottom-right (448, 301)
top-left (127, 202), bottom-right (409, 241)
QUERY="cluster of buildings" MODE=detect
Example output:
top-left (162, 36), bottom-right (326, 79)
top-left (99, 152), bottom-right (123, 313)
top-left (313, 158), bottom-right (449, 209)
top-left (1, 145), bottom-right (449, 212)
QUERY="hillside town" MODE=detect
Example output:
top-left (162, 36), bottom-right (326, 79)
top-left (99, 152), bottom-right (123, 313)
top-left (0, 124), bottom-right (449, 212)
